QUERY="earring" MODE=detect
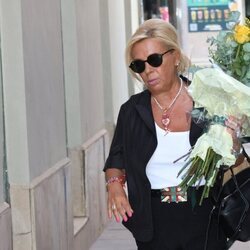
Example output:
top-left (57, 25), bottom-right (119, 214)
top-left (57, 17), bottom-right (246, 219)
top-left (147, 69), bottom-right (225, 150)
top-left (175, 62), bottom-right (180, 66)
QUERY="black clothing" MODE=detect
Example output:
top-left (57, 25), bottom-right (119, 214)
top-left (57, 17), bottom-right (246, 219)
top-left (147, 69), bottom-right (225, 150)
top-left (136, 190), bottom-right (226, 250)
top-left (104, 89), bottom-right (204, 241)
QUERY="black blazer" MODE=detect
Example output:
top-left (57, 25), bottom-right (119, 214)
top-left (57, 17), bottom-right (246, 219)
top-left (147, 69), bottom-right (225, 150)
top-left (104, 89), bottom-right (203, 241)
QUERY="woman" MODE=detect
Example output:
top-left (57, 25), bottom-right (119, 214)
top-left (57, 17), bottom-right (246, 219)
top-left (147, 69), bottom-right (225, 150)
top-left (104, 19), bottom-right (239, 250)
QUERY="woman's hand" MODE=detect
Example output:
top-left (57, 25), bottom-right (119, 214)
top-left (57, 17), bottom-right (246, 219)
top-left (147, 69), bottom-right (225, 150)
top-left (107, 181), bottom-right (133, 223)
top-left (225, 115), bottom-right (246, 160)
top-left (107, 182), bottom-right (133, 222)
top-left (225, 116), bottom-right (241, 151)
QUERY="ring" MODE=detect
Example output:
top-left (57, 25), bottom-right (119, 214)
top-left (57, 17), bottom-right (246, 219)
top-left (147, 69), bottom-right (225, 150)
top-left (111, 204), bottom-right (116, 210)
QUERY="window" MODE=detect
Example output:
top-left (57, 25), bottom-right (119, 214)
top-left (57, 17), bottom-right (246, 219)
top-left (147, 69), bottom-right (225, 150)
top-left (143, 0), bottom-right (177, 27)
top-left (246, 0), bottom-right (250, 18)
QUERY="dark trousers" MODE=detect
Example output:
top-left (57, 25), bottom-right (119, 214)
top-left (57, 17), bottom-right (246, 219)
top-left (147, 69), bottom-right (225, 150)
top-left (136, 189), bottom-right (227, 250)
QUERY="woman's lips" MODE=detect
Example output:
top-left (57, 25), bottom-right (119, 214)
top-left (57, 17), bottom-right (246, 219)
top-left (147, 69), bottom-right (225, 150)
top-left (147, 78), bottom-right (159, 85)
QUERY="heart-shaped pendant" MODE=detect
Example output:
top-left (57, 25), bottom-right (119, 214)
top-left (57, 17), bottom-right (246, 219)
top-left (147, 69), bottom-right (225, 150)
top-left (162, 117), bottom-right (170, 126)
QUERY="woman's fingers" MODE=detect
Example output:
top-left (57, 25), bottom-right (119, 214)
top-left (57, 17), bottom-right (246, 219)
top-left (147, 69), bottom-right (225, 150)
top-left (225, 115), bottom-right (247, 132)
top-left (114, 200), bottom-right (133, 222)
top-left (112, 204), bottom-right (121, 222)
top-left (122, 201), bottom-right (133, 218)
top-left (108, 202), bottom-right (123, 222)
top-left (225, 116), bottom-right (240, 131)
top-left (107, 183), bottom-right (133, 222)
top-left (108, 202), bottom-right (113, 219)
top-left (225, 116), bottom-right (242, 139)
top-left (109, 198), bottom-right (133, 222)
top-left (225, 115), bottom-right (244, 155)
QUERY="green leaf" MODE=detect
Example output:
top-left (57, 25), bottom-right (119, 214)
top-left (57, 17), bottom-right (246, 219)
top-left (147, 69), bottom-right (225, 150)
top-left (206, 37), bottom-right (214, 43)
top-left (226, 49), bottom-right (234, 55)
top-left (228, 11), bottom-right (241, 23)
top-left (243, 43), bottom-right (250, 52)
top-left (217, 31), bottom-right (227, 42)
top-left (230, 41), bottom-right (238, 48)
top-left (235, 67), bottom-right (242, 76)
top-left (241, 66), bottom-right (247, 77)
top-left (243, 54), bottom-right (250, 61)
top-left (246, 70), bottom-right (250, 78)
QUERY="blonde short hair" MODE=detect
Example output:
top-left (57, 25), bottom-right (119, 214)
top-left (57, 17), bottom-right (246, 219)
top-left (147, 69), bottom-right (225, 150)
top-left (125, 19), bottom-right (190, 80)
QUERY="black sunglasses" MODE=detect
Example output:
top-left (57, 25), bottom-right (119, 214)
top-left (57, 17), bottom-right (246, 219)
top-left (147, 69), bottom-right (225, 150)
top-left (129, 49), bottom-right (174, 73)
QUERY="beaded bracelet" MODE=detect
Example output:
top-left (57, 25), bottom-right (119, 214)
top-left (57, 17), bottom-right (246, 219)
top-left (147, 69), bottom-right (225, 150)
top-left (106, 174), bottom-right (126, 188)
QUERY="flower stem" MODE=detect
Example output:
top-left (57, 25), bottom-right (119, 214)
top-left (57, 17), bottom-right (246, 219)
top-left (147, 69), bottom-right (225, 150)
top-left (235, 44), bottom-right (242, 60)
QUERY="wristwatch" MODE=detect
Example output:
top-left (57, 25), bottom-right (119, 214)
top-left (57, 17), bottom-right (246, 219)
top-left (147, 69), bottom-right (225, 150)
top-left (232, 147), bottom-right (243, 158)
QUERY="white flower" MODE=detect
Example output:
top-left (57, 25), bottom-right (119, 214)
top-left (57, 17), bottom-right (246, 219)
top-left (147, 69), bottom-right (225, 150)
top-left (189, 68), bottom-right (250, 135)
top-left (190, 124), bottom-right (235, 166)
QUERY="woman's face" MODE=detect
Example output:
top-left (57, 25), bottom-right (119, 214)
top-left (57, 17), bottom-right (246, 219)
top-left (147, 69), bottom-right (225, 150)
top-left (130, 38), bottom-right (180, 94)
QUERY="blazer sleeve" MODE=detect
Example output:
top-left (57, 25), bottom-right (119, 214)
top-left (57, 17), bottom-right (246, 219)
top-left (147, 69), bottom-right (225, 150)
top-left (103, 105), bottom-right (125, 171)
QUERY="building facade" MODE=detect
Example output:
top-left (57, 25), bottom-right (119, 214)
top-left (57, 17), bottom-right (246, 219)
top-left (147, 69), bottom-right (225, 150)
top-left (0, 0), bottom-right (138, 249)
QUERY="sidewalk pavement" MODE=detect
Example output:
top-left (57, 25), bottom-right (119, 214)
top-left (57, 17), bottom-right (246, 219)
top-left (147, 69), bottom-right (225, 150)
top-left (89, 220), bottom-right (136, 250)
top-left (90, 220), bottom-right (250, 250)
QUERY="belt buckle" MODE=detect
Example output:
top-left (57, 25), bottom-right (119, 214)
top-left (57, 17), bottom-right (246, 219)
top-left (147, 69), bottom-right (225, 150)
top-left (160, 186), bottom-right (187, 203)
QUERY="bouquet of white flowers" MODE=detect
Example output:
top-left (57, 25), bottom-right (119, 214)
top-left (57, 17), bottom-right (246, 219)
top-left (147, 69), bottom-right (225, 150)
top-left (178, 11), bottom-right (250, 204)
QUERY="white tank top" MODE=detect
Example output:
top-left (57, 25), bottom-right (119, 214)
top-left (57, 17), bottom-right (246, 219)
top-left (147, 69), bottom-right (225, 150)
top-left (146, 123), bottom-right (191, 189)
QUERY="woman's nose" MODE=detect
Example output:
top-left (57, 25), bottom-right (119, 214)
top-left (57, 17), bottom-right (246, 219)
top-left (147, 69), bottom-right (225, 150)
top-left (144, 62), bottom-right (154, 74)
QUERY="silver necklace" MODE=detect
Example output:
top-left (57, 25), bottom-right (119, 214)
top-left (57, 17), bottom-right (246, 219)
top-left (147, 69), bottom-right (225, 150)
top-left (152, 79), bottom-right (183, 134)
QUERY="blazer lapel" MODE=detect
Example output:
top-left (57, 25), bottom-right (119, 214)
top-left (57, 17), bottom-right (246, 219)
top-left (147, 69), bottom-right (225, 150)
top-left (134, 90), bottom-right (156, 134)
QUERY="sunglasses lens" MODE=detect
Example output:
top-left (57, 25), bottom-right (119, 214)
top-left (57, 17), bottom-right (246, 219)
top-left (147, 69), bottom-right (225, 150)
top-left (129, 60), bottom-right (145, 73)
top-left (129, 52), bottom-right (166, 73)
top-left (147, 54), bottom-right (162, 67)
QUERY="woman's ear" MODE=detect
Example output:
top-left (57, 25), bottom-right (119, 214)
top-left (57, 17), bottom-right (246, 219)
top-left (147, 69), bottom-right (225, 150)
top-left (174, 50), bottom-right (181, 67)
